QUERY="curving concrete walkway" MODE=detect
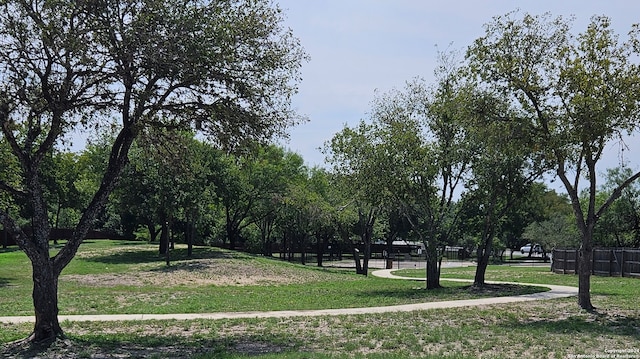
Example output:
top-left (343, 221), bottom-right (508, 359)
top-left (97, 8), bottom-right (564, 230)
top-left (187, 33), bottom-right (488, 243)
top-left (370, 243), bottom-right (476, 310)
top-left (0, 269), bottom-right (577, 324)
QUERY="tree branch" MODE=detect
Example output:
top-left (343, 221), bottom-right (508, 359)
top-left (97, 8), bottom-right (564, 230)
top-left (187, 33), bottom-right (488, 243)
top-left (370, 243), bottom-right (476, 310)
top-left (596, 170), bottom-right (640, 219)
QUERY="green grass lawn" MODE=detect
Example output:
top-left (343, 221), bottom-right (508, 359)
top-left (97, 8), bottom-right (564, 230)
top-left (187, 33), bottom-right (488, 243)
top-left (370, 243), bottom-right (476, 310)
top-left (2, 241), bottom-right (639, 358)
top-left (0, 241), bottom-right (542, 317)
top-left (397, 265), bottom-right (639, 310)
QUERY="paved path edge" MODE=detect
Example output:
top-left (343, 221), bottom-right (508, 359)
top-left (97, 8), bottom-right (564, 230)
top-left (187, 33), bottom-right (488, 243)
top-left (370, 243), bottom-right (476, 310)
top-left (0, 269), bottom-right (578, 324)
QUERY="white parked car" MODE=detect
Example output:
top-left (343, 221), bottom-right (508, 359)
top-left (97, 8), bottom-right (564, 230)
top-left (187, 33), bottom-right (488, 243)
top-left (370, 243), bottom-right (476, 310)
top-left (520, 243), bottom-right (543, 254)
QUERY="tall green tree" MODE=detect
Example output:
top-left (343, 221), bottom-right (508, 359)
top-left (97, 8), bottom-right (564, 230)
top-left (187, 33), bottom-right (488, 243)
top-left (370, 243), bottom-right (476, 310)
top-left (325, 121), bottom-right (384, 275)
top-left (246, 145), bottom-right (306, 255)
top-left (115, 130), bottom-right (215, 257)
top-left (213, 145), bottom-right (305, 250)
top-left (401, 74), bottom-right (476, 289)
top-left (366, 87), bottom-right (440, 286)
top-left (366, 69), bottom-right (476, 289)
top-left (455, 86), bottom-right (547, 285)
top-left (0, 0), bottom-right (306, 343)
top-left (460, 156), bottom-right (544, 285)
top-left (325, 69), bottom-right (476, 285)
top-left (467, 12), bottom-right (640, 310)
top-left (325, 106), bottom-right (426, 276)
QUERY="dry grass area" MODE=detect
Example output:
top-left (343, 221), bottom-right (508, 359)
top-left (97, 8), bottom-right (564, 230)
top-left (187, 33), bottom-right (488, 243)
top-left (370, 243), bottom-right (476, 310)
top-left (63, 258), bottom-right (336, 287)
top-left (3, 244), bottom-right (638, 358)
top-left (64, 245), bottom-right (350, 288)
top-left (4, 298), bottom-right (638, 358)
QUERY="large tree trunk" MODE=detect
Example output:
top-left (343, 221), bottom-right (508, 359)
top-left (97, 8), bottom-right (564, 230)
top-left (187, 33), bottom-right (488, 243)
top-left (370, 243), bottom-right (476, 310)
top-left (425, 256), bottom-right (441, 289)
top-left (30, 259), bottom-right (63, 342)
top-left (424, 243), bottom-right (441, 289)
top-left (6, 129), bottom-right (135, 346)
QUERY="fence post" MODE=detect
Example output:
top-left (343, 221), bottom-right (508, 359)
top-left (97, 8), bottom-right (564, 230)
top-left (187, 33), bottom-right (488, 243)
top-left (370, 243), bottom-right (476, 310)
top-left (621, 249), bottom-right (625, 278)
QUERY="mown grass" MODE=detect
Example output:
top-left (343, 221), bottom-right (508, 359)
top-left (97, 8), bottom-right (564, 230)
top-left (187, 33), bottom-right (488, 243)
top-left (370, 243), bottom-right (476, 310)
top-left (2, 241), bottom-right (639, 358)
top-left (398, 265), bottom-right (639, 310)
top-left (0, 241), bottom-right (541, 317)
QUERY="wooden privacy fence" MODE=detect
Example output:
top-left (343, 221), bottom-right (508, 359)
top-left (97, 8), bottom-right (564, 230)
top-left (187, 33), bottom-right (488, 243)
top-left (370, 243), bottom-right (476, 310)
top-left (552, 248), bottom-right (640, 278)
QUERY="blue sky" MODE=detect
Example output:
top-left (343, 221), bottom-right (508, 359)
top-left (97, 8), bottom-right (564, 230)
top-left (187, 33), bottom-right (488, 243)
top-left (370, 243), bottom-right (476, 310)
top-left (278, 0), bottom-right (640, 177)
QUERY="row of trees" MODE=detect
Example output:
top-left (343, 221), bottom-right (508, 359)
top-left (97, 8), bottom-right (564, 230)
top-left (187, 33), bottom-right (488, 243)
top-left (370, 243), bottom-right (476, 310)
top-left (323, 11), bottom-right (640, 311)
top-left (2, 0), bottom-right (640, 345)
top-left (21, 130), bottom-right (640, 279)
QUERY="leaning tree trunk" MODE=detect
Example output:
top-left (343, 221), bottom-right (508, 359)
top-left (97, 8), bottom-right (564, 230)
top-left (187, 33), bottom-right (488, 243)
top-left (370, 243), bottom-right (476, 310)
top-left (474, 229), bottom-right (495, 286)
top-left (474, 247), bottom-right (491, 286)
top-left (474, 202), bottom-right (498, 287)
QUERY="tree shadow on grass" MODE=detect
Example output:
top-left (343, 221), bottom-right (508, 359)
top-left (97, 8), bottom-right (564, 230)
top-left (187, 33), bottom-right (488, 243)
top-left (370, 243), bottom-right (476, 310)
top-left (1, 333), bottom-right (300, 358)
top-left (0, 247), bottom-right (22, 254)
top-left (84, 249), bottom-right (164, 265)
top-left (357, 286), bottom-right (464, 301)
top-left (85, 247), bottom-right (240, 266)
top-left (360, 284), bottom-right (546, 302)
top-left (0, 278), bottom-right (10, 288)
top-left (502, 312), bottom-right (640, 339)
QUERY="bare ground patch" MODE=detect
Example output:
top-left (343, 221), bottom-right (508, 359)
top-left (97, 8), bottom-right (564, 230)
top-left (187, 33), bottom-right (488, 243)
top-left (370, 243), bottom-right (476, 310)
top-left (63, 257), bottom-right (349, 287)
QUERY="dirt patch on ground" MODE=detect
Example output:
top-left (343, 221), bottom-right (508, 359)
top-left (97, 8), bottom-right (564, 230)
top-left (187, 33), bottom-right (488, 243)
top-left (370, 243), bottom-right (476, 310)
top-left (63, 257), bottom-right (344, 287)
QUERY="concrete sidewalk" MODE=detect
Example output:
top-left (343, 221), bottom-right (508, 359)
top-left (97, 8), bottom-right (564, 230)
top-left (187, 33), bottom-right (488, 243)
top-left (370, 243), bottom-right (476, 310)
top-left (0, 269), bottom-right (577, 324)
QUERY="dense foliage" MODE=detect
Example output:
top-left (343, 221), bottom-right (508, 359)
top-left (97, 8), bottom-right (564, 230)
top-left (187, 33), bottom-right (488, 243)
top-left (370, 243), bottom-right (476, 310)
top-left (0, 0), bottom-right (307, 342)
top-left (1, 2), bottom-right (639, 346)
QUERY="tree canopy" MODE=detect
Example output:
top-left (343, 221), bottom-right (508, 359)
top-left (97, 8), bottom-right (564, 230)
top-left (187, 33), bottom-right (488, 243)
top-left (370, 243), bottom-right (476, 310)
top-left (3, 3), bottom-right (640, 347)
top-left (0, 0), bottom-right (306, 342)
top-left (467, 11), bottom-right (640, 309)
